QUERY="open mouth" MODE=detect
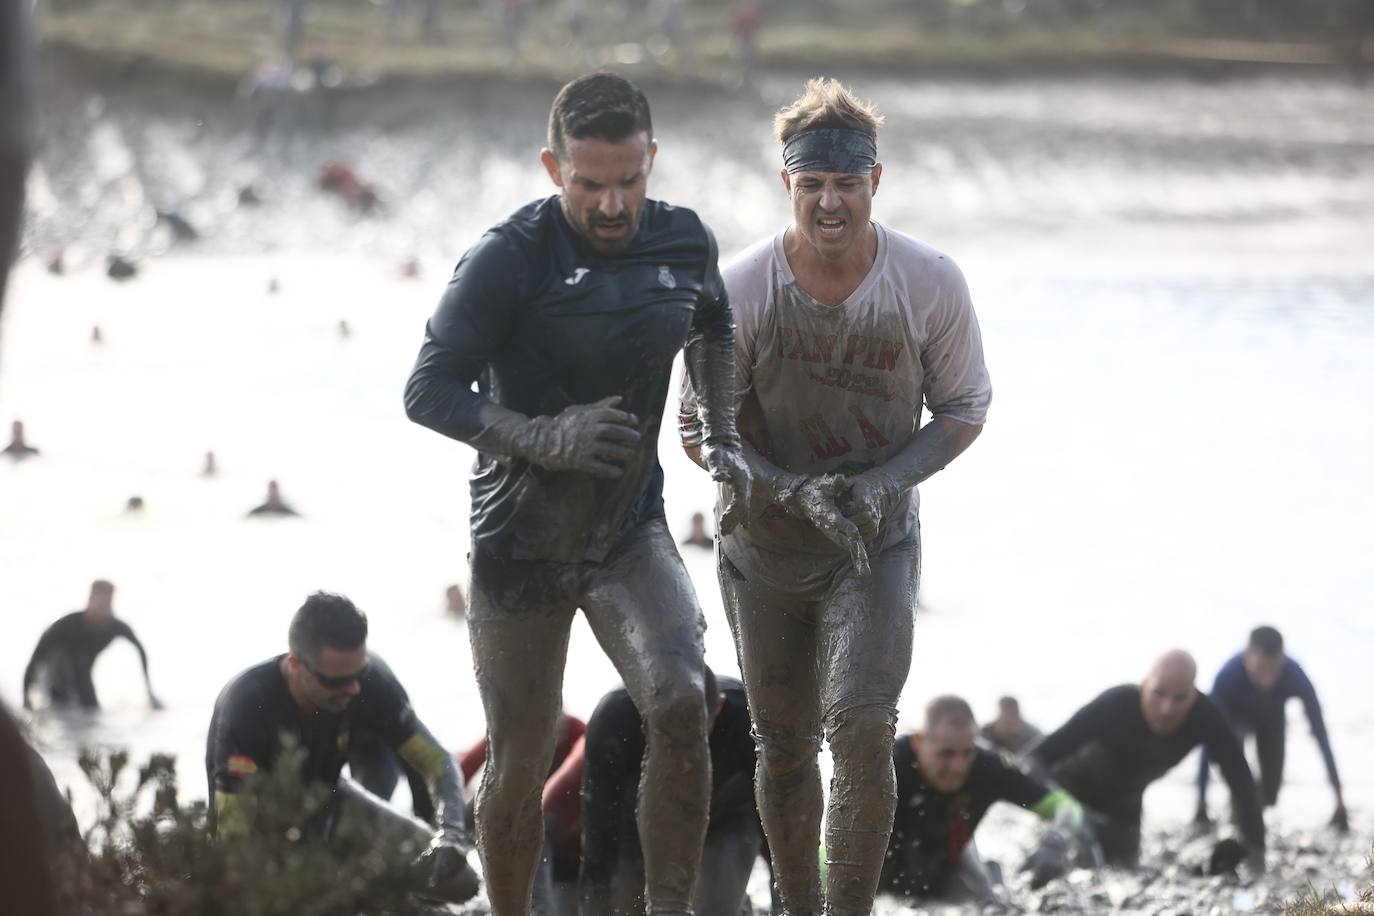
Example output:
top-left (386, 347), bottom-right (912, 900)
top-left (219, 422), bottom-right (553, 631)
top-left (816, 216), bottom-right (847, 239)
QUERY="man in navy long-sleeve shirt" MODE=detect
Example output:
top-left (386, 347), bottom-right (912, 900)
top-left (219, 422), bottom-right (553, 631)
top-left (1196, 626), bottom-right (1346, 831)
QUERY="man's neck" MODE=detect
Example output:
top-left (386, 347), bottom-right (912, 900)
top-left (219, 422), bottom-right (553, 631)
top-left (783, 222), bottom-right (878, 305)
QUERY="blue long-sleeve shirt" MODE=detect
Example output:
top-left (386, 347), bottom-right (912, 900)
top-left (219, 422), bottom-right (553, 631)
top-left (1198, 653), bottom-right (1341, 799)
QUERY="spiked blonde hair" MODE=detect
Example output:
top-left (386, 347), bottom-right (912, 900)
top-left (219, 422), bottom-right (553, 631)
top-left (773, 78), bottom-right (884, 144)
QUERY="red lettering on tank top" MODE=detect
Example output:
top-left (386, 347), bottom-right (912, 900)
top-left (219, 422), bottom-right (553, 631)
top-left (863, 339), bottom-right (905, 372)
top-left (780, 326), bottom-right (838, 363)
top-left (799, 413), bottom-right (852, 460)
top-left (842, 334), bottom-right (869, 366)
top-left (848, 405), bottom-right (890, 449)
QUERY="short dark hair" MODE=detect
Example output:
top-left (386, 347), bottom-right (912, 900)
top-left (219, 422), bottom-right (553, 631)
top-left (288, 591), bottom-right (368, 663)
top-left (924, 695), bottom-right (976, 732)
top-left (997, 696), bottom-right (1020, 715)
top-left (547, 72), bottom-right (653, 161)
top-left (1248, 625), bottom-right (1284, 656)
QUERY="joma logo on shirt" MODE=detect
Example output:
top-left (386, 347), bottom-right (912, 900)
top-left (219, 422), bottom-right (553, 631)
top-left (777, 326), bottom-right (905, 371)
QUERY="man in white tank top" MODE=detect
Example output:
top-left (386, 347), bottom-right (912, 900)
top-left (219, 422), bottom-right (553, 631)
top-left (681, 78), bottom-right (991, 916)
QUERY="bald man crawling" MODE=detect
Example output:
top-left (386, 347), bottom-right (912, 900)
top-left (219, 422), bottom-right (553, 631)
top-left (1029, 650), bottom-right (1266, 873)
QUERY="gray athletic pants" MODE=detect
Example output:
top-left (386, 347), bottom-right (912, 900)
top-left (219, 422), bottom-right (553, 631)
top-left (468, 516), bottom-right (711, 916)
top-left (718, 536), bottom-right (919, 916)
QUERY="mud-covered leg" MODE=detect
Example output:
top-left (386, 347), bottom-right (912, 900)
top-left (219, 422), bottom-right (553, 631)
top-left (818, 538), bottom-right (918, 916)
top-left (581, 519), bottom-right (710, 916)
top-left (717, 553), bottom-right (824, 916)
top-left (468, 554), bottom-right (578, 916)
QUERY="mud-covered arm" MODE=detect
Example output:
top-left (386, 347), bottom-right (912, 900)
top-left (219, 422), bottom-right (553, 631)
top-left (684, 227), bottom-right (751, 531)
top-left (403, 232), bottom-right (531, 454)
top-left (839, 262), bottom-right (990, 536)
top-left (404, 234), bottom-right (642, 475)
top-left (578, 695), bottom-right (645, 916)
top-left (394, 720), bottom-right (468, 848)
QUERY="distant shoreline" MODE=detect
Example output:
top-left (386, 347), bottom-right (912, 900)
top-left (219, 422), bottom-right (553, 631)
top-left (35, 3), bottom-right (1370, 99)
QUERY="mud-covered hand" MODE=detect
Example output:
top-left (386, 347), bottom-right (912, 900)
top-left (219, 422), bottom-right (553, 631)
top-left (413, 839), bottom-right (480, 905)
top-left (838, 468), bottom-right (905, 543)
top-left (520, 396), bottom-right (641, 477)
top-left (783, 475), bottom-right (870, 576)
top-left (702, 437), bottom-right (751, 534)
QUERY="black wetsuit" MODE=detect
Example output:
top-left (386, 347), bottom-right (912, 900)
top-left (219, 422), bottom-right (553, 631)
top-left (1030, 685), bottom-right (1265, 866)
top-left (22, 612), bottom-right (151, 709)
top-left (580, 677), bottom-right (766, 915)
top-left (881, 740), bottom-right (1051, 899)
top-left (206, 653), bottom-right (427, 835)
top-left (404, 194), bottom-right (732, 565)
top-left (247, 502), bottom-right (299, 517)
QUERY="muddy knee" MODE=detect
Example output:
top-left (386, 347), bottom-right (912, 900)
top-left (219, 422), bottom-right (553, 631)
top-left (826, 704), bottom-right (897, 769)
top-left (754, 723), bottom-right (823, 785)
top-left (643, 685), bottom-right (710, 749)
top-left (482, 730), bottom-right (557, 802)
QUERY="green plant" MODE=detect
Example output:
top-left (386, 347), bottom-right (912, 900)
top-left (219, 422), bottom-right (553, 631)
top-left (58, 742), bottom-right (441, 916)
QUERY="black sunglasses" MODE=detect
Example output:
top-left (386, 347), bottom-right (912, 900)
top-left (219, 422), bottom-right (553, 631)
top-left (304, 660), bottom-right (369, 690)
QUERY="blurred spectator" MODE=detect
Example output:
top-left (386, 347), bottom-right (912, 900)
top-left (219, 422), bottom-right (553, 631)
top-left (124, 496), bottom-right (145, 514)
top-left (981, 695), bottom-right (1043, 755)
top-left (445, 584), bottom-right (466, 618)
top-left (2, 419), bottom-right (39, 460)
top-left (106, 254), bottom-right (137, 281)
top-left (201, 450), bottom-right (218, 478)
top-left (385, 0), bottom-right (446, 43)
top-left (731, 0), bottom-right (763, 78)
top-left (319, 162), bottom-right (381, 213)
top-left (681, 511), bottom-right (713, 549)
top-left (497, 0), bottom-right (529, 55)
top-left (90, 324), bottom-right (102, 344)
top-left (280, 0), bottom-right (309, 59)
top-left (247, 480), bottom-right (300, 517)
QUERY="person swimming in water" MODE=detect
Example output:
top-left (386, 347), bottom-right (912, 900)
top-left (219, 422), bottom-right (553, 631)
top-left (22, 580), bottom-right (162, 711)
top-left (247, 479), bottom-right (300, 517)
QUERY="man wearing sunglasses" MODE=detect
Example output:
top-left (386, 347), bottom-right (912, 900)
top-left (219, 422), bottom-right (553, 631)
top-left (205, 591), bottom-right (478, 905)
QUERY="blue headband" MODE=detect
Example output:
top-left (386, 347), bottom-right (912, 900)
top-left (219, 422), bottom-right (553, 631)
top-left (782, 128), bottom-right (878, 174)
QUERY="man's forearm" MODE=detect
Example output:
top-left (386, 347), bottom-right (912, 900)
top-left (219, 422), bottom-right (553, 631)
top-left (683, 335), bottom-right (739, 446)
top-left (397, 730), bottom-right (467, 845)
top-left (404, 338), bottom-right (530, 451)
top-left (872, 415), bottom-right (982, 491)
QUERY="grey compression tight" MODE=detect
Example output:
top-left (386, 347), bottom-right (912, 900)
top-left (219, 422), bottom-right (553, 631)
top-left (718, 537), bottom-right (919, 916)
top-left (468, 517), bottom-right (710, 916)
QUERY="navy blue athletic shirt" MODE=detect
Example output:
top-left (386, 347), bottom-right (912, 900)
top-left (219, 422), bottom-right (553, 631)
top-left (405, 195), bottom-right (732, 563)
